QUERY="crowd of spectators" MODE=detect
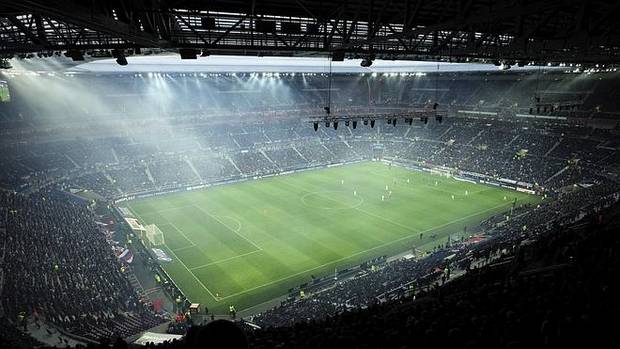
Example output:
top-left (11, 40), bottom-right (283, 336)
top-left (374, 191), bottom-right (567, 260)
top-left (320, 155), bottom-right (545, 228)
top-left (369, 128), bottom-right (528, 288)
top-left (0, 317), bottom-right (44, 349)
top-left (15, 178), bottom-right (619, 349)
top-left (0, 191), bottom-right (165, 342)
top-left (106, 166), bottom-right (152, 194)
top-left (147, 158), bottom-right (200, 189)
top-left (250, 251), bottom-right (449, 328)
top-left (1, 110), bottom-right (620, 347)
top-left (246, 179), bottom-right (620, 330)
top-left (231, 152), bottom-right (277, 176)
top-left (243, 200), bottom-right (620, 349)
top-left (262, 148), bottom-right (306, 170)
top-left (188, 156), bottom-right (239, 182)
top-left (0, 116), bottom-right (617, 199)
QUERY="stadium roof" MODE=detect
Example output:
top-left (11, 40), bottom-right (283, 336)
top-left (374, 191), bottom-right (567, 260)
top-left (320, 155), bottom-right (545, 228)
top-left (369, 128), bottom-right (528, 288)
top-left (1, 0), bottom-right (619, 65)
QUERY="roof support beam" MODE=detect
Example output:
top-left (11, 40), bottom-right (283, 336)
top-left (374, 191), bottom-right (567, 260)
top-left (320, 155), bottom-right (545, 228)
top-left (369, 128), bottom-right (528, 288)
top-left (0, 0), bottom-right (167, 48)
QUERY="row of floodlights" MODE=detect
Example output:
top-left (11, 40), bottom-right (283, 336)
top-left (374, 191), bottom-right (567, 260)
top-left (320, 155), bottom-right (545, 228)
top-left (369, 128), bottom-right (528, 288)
top-left (493, 60), bottom-right (619, 72)
top-left (7, 49), bottom-right (130, 65)
top-left (313, 116), bottom-right (443, 131)
top-left (141, 72), bottom-right (317, 78)
top-left (134, 72), bottom-right (426, 78)
top-left (0, 69), bottom-right (429, 78)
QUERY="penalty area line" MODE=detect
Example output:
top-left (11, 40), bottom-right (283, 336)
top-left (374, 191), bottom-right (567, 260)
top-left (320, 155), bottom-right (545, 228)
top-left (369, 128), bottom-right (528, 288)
top-left (127, 207), bottom-right (220, 301)
top-left (168, 221), bottom-right (199, 248)
top-left (172, 244), bottom-right (197, 252)
top-left (189, 250), bottom-right (263, 271)
top-left (191, 204), bottom-right (262, 252)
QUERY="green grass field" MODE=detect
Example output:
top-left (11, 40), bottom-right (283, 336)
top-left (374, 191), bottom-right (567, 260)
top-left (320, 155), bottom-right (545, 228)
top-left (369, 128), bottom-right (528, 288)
top-left (125, 161), bottom-right (539, 313)
top-left (0, 82), bottom-right (10, 102)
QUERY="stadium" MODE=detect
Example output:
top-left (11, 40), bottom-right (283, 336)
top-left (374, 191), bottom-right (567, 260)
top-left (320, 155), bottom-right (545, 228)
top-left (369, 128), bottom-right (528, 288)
top-left (1, 1), bottom-right (619, 348)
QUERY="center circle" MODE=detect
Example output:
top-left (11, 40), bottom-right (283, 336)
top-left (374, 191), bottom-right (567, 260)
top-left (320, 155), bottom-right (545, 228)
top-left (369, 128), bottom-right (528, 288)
top-left (301, 190), bottom-right (364, 210)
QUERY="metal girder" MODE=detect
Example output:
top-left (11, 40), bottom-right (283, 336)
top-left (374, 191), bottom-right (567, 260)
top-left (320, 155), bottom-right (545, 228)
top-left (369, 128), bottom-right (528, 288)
top-left (5, 15), bottom-right (48, 49)
top-left (0, 0), bottom-right (618, 64)
top-left (342, 0), bottom-right (567, 49)
top-left (0, 0), bottom-right (167, 48)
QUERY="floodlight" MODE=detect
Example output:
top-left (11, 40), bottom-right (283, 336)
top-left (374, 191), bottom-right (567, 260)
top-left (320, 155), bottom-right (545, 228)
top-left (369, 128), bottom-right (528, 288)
top-left (360, 58), bottom-right (373, 67)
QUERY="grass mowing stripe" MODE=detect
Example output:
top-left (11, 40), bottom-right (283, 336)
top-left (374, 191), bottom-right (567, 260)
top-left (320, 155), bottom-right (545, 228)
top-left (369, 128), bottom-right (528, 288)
top-left (163, 245), bottom-right (219, 301)
top-left (368, 165), bottom-right (491, 196)
top-left (278, 178), bottom-right (425, 234)
top-left (190, 204), bottom-right (262, 251)
top-left (215, 200), bottom-right (514, 301)
top-left (125, 162), bottom-right (539, 312)
top-left (168, 221), bottom-right (199, 247)
top-left (128, 207), bottom-right (219, 300)
top-left (152, 204), bottom-right (196, 214)
top-left (190, 250), bottom-right (263, 270)
top-left (176, 205), bottom-right (255, 259)
top-left (172, 244), bottom-right (198, 252)
top-left (247, 178), bottom-right (383, 249)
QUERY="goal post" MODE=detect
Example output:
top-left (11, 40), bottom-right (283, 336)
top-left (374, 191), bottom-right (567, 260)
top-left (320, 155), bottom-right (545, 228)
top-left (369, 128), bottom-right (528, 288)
top-left (144, 224), bottom-right (165, 247)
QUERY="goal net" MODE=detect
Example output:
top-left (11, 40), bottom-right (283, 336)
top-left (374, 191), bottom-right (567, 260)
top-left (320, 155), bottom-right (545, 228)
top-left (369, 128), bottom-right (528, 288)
top-left (144, 224), bottom-right (165, 247)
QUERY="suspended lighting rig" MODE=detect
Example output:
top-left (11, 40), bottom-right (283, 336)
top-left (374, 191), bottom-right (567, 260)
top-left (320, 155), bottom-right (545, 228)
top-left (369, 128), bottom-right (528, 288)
top-left (308, 105), bottom-right (446, 131)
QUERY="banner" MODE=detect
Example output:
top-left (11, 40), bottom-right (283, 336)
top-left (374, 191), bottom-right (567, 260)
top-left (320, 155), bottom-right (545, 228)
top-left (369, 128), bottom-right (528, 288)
top-left (152, 248), bottom-right (172, 262)
top-left (133, 332), bottom-right (183, 346)
top-left (118, 248), bottom-right (134, 264)
top-left (453, 176), bottom-right (477, 185)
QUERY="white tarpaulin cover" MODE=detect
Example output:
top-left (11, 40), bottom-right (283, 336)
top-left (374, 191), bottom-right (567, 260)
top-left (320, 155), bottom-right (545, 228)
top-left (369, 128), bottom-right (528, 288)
top-left (133, 332), bottom-right (183, 346)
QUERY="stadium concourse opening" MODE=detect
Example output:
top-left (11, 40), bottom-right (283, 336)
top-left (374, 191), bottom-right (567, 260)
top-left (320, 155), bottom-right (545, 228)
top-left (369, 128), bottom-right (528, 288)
top-left (2, 0), bottom-right (620, 347)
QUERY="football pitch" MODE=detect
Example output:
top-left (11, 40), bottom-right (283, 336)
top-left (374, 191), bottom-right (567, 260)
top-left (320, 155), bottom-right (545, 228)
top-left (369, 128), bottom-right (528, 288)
top-left (125, 161), bottom-right (539, 313)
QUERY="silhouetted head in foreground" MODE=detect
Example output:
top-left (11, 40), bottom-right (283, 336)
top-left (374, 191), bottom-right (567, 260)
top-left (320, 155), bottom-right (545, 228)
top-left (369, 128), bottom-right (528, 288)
top-left (187, 320), bottom-right (248, 349)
